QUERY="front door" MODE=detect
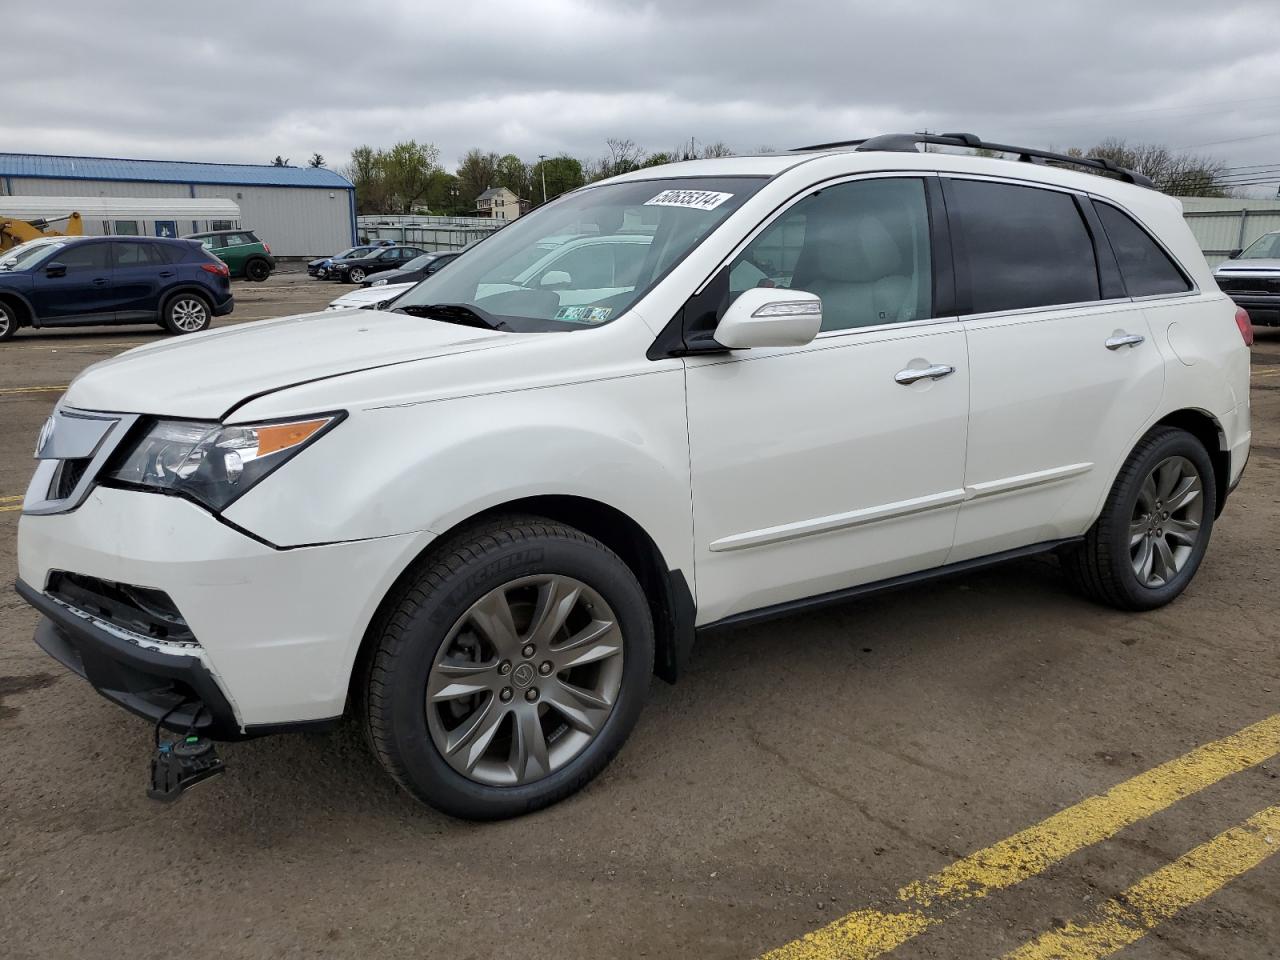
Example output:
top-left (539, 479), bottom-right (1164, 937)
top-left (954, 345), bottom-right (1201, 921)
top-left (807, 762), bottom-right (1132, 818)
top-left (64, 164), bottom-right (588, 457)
top-left (942, 177), bottom-right (1167, 561)
top-left (683, 176), bottom-right (971, 624)
top-left (31, 240), bottom-right (116, 323)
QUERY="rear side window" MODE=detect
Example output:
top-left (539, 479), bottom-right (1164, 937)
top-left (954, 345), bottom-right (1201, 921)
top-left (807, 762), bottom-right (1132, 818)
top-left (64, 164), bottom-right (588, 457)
top-left (947, 179), bottom-right (1099, 313)
top-left (112, 242), bottom-right (169, 267)
top-left (1093, 202), bottom-right (1191, 297)
top-left (222, 233), bottom-right (253, 247)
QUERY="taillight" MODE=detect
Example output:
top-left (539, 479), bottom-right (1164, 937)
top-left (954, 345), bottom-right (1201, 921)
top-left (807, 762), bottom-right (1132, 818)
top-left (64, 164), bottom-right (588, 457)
top-left (263, 243), bottom-right (271, 255)
top-left (1235, 307), bottom-right (1254, 347)
top-left (201, 262), bottom-right (230, 278)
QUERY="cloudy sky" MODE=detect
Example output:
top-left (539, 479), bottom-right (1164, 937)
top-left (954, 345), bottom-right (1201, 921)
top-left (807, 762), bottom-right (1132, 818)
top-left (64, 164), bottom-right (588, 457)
top-left (6, 0), bottom-right (1280, 193)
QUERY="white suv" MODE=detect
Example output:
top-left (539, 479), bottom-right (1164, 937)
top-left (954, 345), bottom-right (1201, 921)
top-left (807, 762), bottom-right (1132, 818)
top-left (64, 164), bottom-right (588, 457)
top-left (17, 134), bottom-right (1252, 818)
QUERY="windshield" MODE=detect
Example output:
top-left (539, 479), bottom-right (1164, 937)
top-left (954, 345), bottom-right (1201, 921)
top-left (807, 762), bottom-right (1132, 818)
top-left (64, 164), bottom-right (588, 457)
top-left (0, 239), bottom-right (66, 271)
top-left (403, 254), bottom-right (437, 270)
top-left (393, 177), bottom-right (765, 331)
top-left (340, 246), bottom-right (375, 259)
top-left (1239, 233), bottom-right (1280, 260)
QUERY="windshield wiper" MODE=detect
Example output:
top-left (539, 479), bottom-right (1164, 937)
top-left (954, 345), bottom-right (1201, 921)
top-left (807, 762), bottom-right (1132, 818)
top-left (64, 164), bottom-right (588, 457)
top-left (391, 302), bottom-right (508, 331)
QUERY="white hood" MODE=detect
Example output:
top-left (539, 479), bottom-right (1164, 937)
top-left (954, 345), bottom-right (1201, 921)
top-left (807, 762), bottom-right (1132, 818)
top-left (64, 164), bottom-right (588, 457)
top-left (1215, 258), bottom-right (1280, 275)
top-left (327, 283), bottom-right (415, 310)
top-left (64, 308), bottom-right (537, 420)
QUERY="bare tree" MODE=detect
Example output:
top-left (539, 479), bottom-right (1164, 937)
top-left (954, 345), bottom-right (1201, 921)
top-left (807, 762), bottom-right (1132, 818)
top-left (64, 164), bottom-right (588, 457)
top-left (1067, 139), bottom-right (1230, 197)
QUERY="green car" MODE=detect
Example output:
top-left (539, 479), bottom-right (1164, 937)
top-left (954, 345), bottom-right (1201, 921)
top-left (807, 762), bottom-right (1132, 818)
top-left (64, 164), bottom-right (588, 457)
top-left (185, 229), bottom-right (276, 282)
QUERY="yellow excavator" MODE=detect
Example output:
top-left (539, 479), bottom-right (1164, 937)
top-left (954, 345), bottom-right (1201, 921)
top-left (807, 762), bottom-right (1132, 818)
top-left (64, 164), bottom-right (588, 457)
top-left (0, 211), bottom-right (83, 251)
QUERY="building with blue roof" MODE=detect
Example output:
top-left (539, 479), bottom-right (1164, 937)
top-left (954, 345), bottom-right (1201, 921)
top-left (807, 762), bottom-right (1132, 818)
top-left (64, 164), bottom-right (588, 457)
top-left (0, 152), bottom-right (356, 257)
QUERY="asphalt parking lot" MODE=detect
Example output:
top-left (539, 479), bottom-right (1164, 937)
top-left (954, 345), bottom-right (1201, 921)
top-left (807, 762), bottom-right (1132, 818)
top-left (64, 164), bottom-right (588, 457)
top-left (1, 272), bottom-right (1278, 960)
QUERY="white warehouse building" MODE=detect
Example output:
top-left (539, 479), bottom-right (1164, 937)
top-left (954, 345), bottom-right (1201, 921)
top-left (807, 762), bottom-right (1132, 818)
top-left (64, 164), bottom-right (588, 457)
top-left (0, 153), bottom-right (356, 258)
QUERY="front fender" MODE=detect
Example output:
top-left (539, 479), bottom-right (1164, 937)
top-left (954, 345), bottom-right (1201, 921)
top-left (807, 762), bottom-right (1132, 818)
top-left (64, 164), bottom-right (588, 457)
top-left (222, 368), bottom-right (694, 578)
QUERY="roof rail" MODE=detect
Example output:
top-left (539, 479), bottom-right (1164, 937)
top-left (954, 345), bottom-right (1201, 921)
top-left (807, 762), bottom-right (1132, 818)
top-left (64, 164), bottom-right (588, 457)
top-left (790, 132), bottom-right (1156, 189)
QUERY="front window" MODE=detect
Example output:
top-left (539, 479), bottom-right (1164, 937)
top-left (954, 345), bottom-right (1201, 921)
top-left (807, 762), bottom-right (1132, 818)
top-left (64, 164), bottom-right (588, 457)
top-left (726, 177), bottom-right (933, 331)
top-left (0, 239), bottom-right (67, 271)
top-left (394, 177), bottom-right (764, 331)
top-left (1239, 233), bottom-right (1280, 260)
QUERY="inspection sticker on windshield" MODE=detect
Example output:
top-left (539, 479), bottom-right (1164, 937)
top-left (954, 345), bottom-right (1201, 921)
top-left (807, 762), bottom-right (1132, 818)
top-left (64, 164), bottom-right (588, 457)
top-left (644, 189), bottom-right (734, 211)
top-left (555, 306), bottom-right (613, 324)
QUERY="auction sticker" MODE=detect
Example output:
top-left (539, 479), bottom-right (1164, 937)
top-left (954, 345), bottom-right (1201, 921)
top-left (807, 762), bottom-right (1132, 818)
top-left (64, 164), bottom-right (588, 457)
top-left (554, 305), bottom-right (613, 324)
top-left (644, 189), bottom-right (734, 211)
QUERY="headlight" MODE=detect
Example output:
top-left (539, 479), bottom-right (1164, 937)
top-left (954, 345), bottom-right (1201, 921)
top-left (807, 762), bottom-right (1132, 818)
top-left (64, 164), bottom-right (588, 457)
top-left (371, 278), bottom-right (387, 286)
top-left (110, 414), bottom-right (341, 511)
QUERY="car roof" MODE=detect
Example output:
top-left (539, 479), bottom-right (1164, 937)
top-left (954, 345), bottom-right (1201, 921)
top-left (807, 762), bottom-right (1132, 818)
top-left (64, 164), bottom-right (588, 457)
top-left (596, 147), bottom-right (1166, 206)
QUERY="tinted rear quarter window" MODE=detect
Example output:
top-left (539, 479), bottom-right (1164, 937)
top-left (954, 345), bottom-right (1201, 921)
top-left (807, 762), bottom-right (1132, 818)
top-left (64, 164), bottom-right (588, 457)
top-left (113, 242), bottom-right (168, 267)
top-left (947, 179), bottom-right (1099, 313)
top-left (1093, 202), bottom-right (1191, 297)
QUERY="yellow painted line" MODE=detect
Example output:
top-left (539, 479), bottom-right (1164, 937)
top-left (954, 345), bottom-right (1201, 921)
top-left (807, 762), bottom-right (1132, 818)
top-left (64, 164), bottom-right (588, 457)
top-left (0, 504), bottom-right (22, 513)
top-left (1001, 805), bottom-right (1280, 960)
top-left (0, 495), bottom-right (23, 503)
top-left (758, 713), bottom-right (1280, 960)
top-left (0, 384), bottom-right (68, 396)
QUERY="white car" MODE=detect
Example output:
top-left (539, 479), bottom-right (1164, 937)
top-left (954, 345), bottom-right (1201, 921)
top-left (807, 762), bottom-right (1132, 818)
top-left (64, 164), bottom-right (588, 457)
top-left (17, 134), bottom-right (1252, 818)
top-left (326, 283), bottom-right (414, 311)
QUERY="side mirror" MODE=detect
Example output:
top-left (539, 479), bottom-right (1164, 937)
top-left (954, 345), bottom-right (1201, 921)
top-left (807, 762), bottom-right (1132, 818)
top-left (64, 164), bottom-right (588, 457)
top-left (715, 288), bottom-right (822, 349)
top-left (540, 270), bottom-right (571, 288)
top-left (1228, 248), bottom-right (1243, 259)
top-left (44, 262), bottom-right (67, 278)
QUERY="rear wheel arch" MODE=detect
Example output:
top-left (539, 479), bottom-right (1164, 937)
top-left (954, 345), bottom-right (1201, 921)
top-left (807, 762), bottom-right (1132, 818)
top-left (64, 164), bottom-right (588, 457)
top-left (1152, 409), bottom-right (1229, 516)
top-left (349, 495), bottom-right (693, 715)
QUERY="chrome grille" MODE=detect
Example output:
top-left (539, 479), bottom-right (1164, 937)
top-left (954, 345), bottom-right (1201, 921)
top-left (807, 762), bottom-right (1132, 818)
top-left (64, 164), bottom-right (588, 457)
top-left (24, 408), bottom-right (140, 516)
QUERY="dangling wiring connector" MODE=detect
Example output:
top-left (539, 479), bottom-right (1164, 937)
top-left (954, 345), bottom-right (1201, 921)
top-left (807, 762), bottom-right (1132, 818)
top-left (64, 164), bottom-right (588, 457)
top-left (147, 700), bottom-right (226, 802)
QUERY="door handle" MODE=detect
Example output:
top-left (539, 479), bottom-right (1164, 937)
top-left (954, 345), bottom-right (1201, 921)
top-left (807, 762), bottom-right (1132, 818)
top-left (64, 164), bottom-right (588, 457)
top-left (1105, 332), bottom-right (1145, 350)
top-left (92, 278), bottom-right (109, 286)
top-left (895, 363), bottom-right (955, 385)
top-left (158, 270), bottom-right (175, 278)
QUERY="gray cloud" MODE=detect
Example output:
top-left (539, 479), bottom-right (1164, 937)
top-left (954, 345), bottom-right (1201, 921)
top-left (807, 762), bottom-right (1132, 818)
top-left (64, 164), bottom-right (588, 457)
top-left (4, 0), bottom-right (1279, 192)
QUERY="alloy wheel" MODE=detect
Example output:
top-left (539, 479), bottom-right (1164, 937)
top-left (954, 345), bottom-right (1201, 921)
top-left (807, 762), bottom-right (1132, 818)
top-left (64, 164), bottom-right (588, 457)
top-left (1129, 455), bottom-right (1204, 588)
top-left (349, 268), bottom-right (366, 283)
top-left (170, 298), bottom-right (209, 333)
top-left (425, 574), bottom-right (624, 787)
top-left (0, 306), bottom-right (11, 338)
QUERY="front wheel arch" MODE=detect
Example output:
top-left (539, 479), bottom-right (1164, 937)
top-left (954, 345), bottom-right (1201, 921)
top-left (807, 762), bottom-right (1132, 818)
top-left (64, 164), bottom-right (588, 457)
top-left (348, 496), bottom-right (691, 717)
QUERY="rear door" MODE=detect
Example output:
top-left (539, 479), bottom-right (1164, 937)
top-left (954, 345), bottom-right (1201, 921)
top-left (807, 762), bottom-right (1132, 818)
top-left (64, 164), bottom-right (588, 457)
top-left (30, 240), bottom-right (116, 323)
top-left (111, 241), bottom-right (171, 320)
top-left (945, 177), bottom-right (1165, 561)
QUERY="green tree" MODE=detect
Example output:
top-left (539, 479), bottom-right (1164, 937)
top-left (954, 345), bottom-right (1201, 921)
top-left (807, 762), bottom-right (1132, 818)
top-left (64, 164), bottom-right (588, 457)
top-left (456, 149), bottom-right (501, 207)
top-left (271, 155), bottom-right (289, 167)
top-left (425, 170), bottom-right (463, 215)
top-left (530, 155), bottom-right (585, 202)
top-left (308, 153), bottom-right (326, 168)
top-left (342, 145), bottom-right (390, 214)
top-left (381, 140), bottom-right (441, 213)
top-left (495, 154), bottom-right (532, 199)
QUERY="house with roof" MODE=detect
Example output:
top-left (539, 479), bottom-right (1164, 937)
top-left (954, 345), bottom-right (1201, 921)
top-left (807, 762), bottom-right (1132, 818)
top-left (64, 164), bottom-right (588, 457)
top-left (474, 186), bottom-right (525, 221)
